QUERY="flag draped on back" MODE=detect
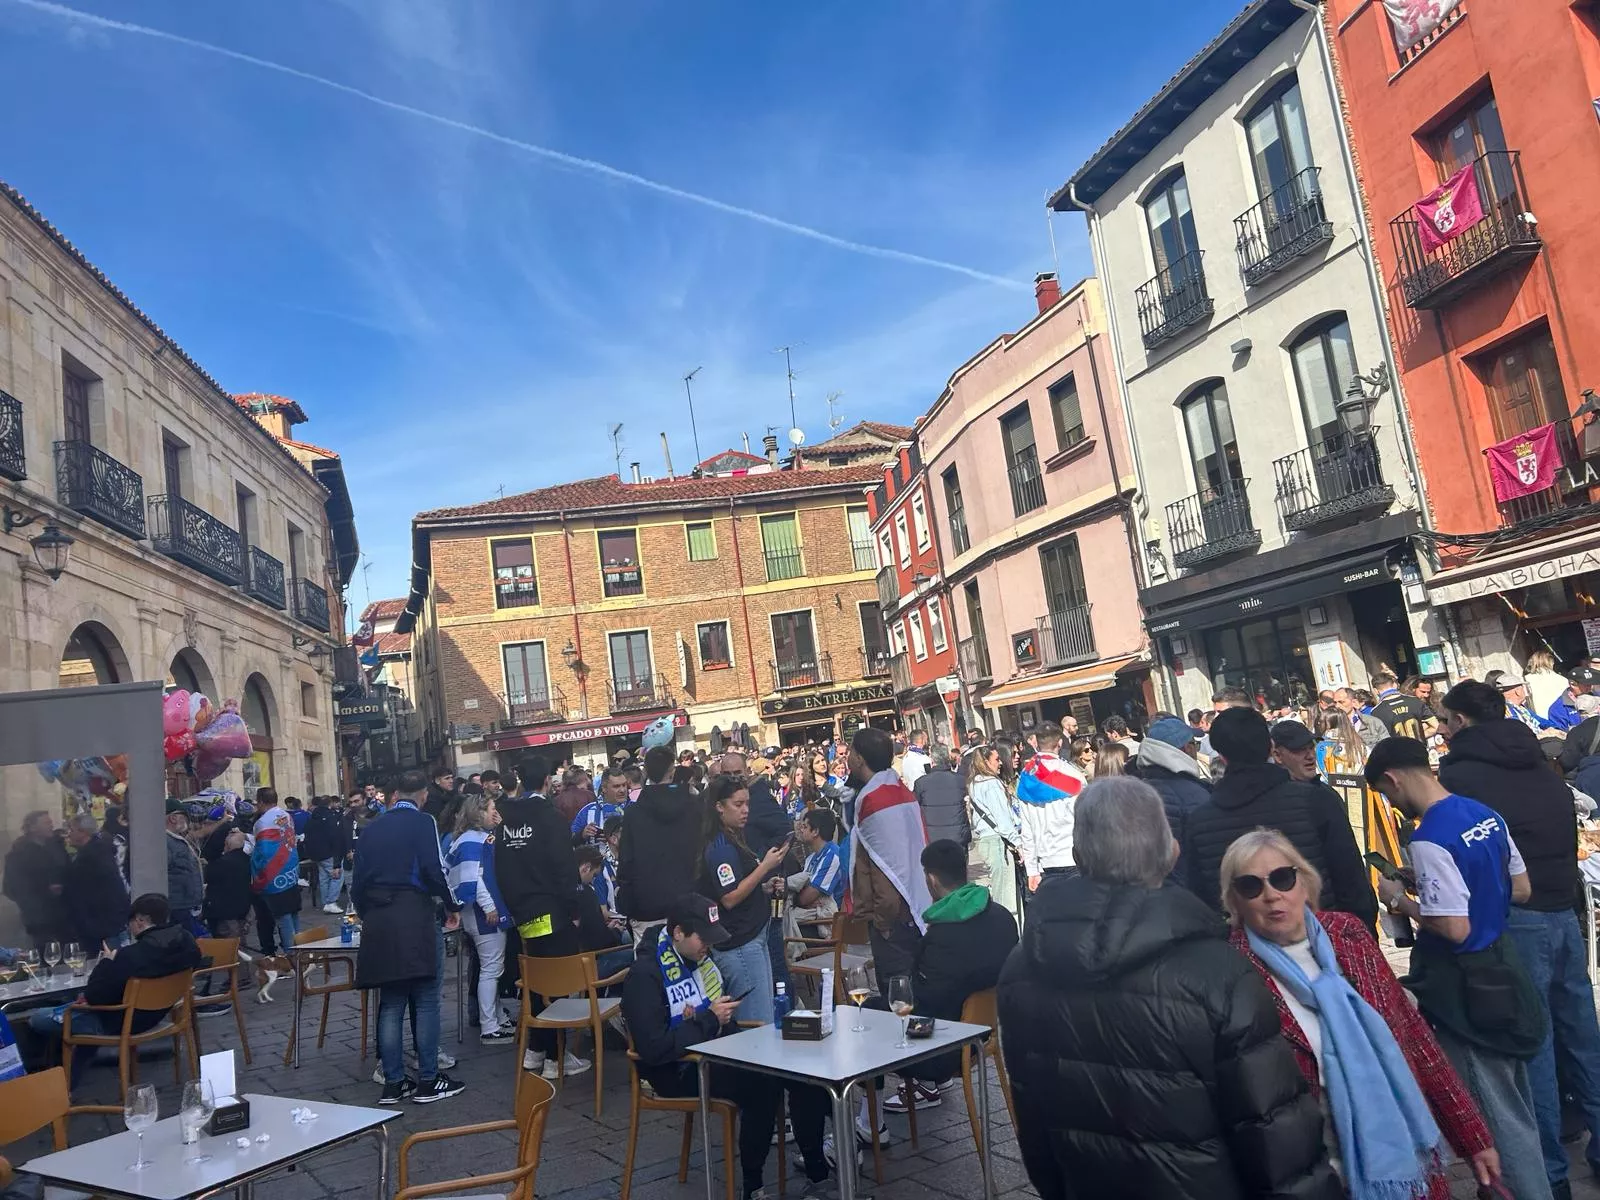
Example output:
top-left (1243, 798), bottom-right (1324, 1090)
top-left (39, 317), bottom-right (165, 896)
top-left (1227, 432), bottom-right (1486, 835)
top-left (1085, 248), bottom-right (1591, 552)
top-left (1016, 751), bottom-right (1084, 808)
top-left (847, 769), bottom-right (933, 932)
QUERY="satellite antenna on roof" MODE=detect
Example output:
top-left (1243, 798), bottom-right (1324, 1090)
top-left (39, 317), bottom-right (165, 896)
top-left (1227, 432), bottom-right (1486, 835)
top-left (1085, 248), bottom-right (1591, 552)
top-left (825, 392), bottom-right (844, 430)
top-left (609, 424), bottom-right (625, 479)
top-left (775, 345), bottom-right (800, 431)
top-left (788, 428), bottom-right (805, 446)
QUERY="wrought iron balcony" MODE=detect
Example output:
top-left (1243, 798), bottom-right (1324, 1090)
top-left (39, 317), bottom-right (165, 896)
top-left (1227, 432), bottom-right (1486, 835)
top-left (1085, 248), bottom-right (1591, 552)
top-left (332, 647), bottom-right (362, 697)
top-left (610, 675), bottom-right (669, 713)
top-left (889, 652), bottom-right (914, 696)
top-left (763, 547), bottom-right (804, 582)
top-left (0, 390), bottom-right (24, 481)
top-left (1273, 431), bottom-right (1393, 532)
top-left (773, 652), bottom-right (832, 692)
top-left (850, 538), bottom-right (877, 572)
top-left (1136, 250), bottom-right (1214, 349)
top-left (149, 494), bottom-right (244, 586)
top-left (1495, 419), bottom-right (1588, 527)
top-left (1166, 481), bottom-right (1260, 571)
top-left (875, 564), bottom-right (900, 608)
top-left (1236, 168), bottom-right (1333, 286)
top-left (502, 686), bottom-right (566, 727)
top-left (244, 545), bottom-right (287, 609)
top-left (1037, 603), bottom-right (1096, 669)
top-left (1390, 150), bottom-right (1540, 309)
top-left (291, 576), bottom-right (331, 632)
top-left (54, 439), bottom-right (145, 539)
top-left (958, 635), bottom-right (992, 684)
top-left (1007, 445), bottom-right (1046, 517)
top-left (861, 645), bottom-right (890, 679)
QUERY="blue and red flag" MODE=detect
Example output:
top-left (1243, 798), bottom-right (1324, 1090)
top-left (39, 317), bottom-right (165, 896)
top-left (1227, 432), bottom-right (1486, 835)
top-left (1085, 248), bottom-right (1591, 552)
top-left (1016, 752), bottom-right (1085, 808)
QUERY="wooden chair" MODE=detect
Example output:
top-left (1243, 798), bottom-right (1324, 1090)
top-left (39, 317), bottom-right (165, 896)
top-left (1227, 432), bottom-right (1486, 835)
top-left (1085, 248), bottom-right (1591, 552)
top-left (396, 1071), bottom-right (555, 1200)
top-left (193, 936), bottom-right (252, 1065)
top-left (60, 969), bottom-right (199, 1102)
top-left (958, 987), bottom-right (1017, 1159)
top-left (514, 951), bottom-right (627, 1118)
top-left (620, 1032), bottom-right (736, 1200)
top-left (785, 912), bottom-right (873, 1005)
top-left (282, 926), bottom-right (368, 1066)
top-left (0, 1066), bottom-right (122, 1186)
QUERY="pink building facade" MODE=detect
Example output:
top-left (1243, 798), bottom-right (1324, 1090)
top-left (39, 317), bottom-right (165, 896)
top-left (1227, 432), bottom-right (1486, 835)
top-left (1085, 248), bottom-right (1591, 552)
top-left (920, 274), bottom-right (1153, 735)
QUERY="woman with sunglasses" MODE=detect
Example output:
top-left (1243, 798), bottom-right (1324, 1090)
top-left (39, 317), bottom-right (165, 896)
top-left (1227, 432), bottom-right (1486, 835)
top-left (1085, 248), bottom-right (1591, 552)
top-left (1221, 830), bottom-right (1500, 1199)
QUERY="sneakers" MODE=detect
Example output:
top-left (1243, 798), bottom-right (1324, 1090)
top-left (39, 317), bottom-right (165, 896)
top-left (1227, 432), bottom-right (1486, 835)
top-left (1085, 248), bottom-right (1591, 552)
top-left (542, 1052), bottom-right (591, 1079)
top-left (378, 1078), bottom-right (415, 1105)
top-left (372, 1050), bottom-right (460, 1084)
top-left (411, 1074), bottom-right (466, 1104)
top-left (855, 1115), bottom-right (892, 1147)
top-left (479, 1028), bottom-right (516, 1043)
top-left (522, 1050), bottom-right (545, 1073)
top-left (321, 903), bottom-right (345, 914)
top-left (882, 1081), bottom-right (942, 1113)
top-left (819, 1133), bottom-right (862, 1171)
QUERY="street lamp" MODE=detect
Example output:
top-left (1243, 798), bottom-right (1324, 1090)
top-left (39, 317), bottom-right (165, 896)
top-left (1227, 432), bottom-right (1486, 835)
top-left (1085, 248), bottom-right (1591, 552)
top-left (561, 639), bottom-right (578, 669)
top-left (1337, 363), bottom-right (1392, 437)
top-left (3, 505), bottom-right (74, 581)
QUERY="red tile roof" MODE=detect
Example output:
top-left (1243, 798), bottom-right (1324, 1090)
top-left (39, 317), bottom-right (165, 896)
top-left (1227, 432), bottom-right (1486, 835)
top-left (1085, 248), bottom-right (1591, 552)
top-left (233, 392), bottom-right (309, 424)
top-left (374, 631), bottom-right (411, 657)
top-left (279, 436), bottom-right (339, 459)
top-left (808, 420), bottom-right (913, 452)
top-left (419, 464), bottom-right (883, 522)
top-left (362, 598), bottom-right (410, 622)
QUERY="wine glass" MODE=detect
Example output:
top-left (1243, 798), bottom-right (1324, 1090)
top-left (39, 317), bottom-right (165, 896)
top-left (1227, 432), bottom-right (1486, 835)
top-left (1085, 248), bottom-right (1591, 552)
top-left (179, 1079), bottom-right (215, 1164)
top-left (19, 949), bottom-right (41, 991)
top-left (887, 976), bottom-right (914, 1049)
top-left (64, 942), bottom-right (86, 978)
top-left (43, 941), bottom-right (62, 979)
top-left (845, 965), bottom-right (873, 1032)
top-left (124, 1083), bottom-right (158, 1171)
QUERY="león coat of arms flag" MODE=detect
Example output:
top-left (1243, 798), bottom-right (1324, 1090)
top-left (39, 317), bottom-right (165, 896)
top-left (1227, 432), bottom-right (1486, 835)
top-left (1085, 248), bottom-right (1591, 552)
top-left (1486, 423), bottom-right (1559, 504)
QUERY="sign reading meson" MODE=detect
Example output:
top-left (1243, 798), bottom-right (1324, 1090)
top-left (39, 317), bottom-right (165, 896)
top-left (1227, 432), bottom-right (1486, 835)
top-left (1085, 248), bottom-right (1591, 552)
top-left (336, 700), bottom-right (386, 727)
top-left (1429, 545), bottom-right (1600, 606)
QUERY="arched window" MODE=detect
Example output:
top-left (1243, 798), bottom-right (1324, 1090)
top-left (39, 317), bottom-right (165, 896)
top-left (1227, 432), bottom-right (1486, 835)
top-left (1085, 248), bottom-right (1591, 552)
top-left (1289, 315), bottom-right (1359, 448)
top-left (1244, 76), bottom-right (1314, 201)
top-left (1179, 382), bottom-right (1243, 497)
top-left (59, 623), bottom-right (126, 688)
top-left (242, 675), bottom-right (274, 740)
top-left (1144, 170), bottom-right (1200, 280)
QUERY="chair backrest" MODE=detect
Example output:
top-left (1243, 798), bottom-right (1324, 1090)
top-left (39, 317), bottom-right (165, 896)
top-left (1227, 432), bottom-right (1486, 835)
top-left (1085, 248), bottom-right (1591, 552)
top-left (125, 969), bottom-right (197, 1015)
top-left (0, 1066), bottom-right (69, 1148)
top-left (196, 937), bottom-right (240, 969)
top-left (960, 987), bottom-right (999, 1053)
top-left (294, 927), bottom-right (332, 946)
top-left (512, 1072), bottom-right (556, 1197)
top-left (833, 913), bottom-right (872, 949)
top-left (519, 952), bottom-right (591, 999)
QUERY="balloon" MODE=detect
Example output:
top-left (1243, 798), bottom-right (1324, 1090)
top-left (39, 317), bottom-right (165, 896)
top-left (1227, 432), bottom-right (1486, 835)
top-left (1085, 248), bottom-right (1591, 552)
top-left (164, 731), bottom-right (196, 763)
top-left (105, 754), bottom-right (129, 784)
top-left (36, 760), bottom-right (67, 784)
top-left (191, 749), bottom-right (230, 786)
top-left (196, 710), bottom-right (251, 760)
top-left (189, 693), bottom-right (216, 734)
top-left (640, 714), bottom-right (676, 750)
top-left (163, 690), bottom-right (192, 736)
top-left (81, 758), bottom-right (118, 797)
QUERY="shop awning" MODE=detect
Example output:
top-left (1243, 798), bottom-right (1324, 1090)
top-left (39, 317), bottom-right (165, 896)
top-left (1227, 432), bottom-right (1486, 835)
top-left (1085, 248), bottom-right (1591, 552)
top-left (486, 709), bottom-right (685, 752)
top-left (981, 655), bottom-right (1144, 711)
top-left (1143, 545), bottom-right (1396, 637)
top-left (1426, 526), bottom-right (1600, 607)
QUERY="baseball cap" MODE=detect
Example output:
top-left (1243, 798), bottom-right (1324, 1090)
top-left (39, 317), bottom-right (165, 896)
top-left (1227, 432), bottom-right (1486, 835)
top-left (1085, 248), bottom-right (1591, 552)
top-left (668, 894), bottom-right (730, 947)
top-left (1269, 720), bottom-right (1316, 752)
top-left (1570, 665), bottom-right (1600, 687)
top-left (165, 798), bottom-right (187, 815)
top-left (1489, 670), bottom-right (1526, 692)
top-left (1575, 693), bottom-right (1600, 715)
top-left (1146, 716), bottom-right (1199, 749)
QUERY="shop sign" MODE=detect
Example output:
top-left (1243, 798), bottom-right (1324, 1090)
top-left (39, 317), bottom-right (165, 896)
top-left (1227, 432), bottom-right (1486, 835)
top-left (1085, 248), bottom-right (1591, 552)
top-left (1012, 630), bottom-right (1038, 668)
top-left (1429, 545), bottom-right (1600, 606)
top-left (488, 709), bottom-right (687, 750)
top-left (759, 681), bottom-right (894, 717)
top-left (1585, 619), bottom-right (1600, 658)
top-left (336, 700), bottom-right (387, 728)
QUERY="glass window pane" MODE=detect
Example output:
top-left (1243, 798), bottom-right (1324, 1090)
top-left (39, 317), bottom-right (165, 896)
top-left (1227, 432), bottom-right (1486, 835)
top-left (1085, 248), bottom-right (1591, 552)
top-left (687, 522), bottom-right (716, 561)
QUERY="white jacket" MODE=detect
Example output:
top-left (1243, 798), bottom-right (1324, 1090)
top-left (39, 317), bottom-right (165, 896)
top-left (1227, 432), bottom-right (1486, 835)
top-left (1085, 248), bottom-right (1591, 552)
top-left (1014, 751), bottom-right (1085, 877)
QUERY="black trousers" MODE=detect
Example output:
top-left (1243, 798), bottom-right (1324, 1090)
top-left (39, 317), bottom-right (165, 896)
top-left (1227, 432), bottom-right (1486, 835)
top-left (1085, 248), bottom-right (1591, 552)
top-left (659, 1065), bottom-right (830, 1192)
top-left (867, 919), bottom-right (921, 995)
top-left (519, 924), bottom-right (582, 1056)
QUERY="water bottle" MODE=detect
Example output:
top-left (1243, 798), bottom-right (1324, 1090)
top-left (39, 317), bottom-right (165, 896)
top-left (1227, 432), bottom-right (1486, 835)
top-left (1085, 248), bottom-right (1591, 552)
top-left (773, 981), bottom-right (791, 1027)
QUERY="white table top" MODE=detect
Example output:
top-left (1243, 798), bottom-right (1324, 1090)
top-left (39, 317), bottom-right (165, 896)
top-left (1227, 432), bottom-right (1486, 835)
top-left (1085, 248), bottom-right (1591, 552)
top-left (690, 1005), bottom-right (991, 1085)
top-left (22, 1092), bottom-right (397, 1200)
top-left (0, 971), bottom-right (87, 1007)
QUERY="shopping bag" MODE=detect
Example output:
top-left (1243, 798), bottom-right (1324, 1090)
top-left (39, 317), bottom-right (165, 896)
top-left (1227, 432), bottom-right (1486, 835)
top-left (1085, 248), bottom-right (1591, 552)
top-left (0, 1009), bottom-right (26, 1081)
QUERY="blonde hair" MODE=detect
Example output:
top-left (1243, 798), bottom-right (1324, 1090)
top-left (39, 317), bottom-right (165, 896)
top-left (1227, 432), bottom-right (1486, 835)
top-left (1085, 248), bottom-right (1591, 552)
top-left (970, 744), bottom-right (1001, 780)
top-left (1527, 649), bottom-right (1556, 674)
top-left (1218, 828), bottom-right (1322, 926)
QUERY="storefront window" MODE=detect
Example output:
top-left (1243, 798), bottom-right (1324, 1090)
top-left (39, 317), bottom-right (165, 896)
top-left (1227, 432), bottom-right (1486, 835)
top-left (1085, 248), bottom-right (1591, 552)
top-left (1202, 609), bottom-right (1314, 708)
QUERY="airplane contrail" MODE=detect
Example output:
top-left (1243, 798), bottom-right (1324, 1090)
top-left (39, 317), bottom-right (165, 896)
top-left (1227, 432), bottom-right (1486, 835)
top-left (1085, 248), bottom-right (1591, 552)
top-left (6, 0), bottom-right (1022, 289)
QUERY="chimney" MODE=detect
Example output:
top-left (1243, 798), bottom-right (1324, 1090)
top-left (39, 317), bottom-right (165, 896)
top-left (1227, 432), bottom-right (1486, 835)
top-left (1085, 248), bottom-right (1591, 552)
top-left (1034, 271), bottom-right (1061, 314)
top-left (762, 433), bottom-right (779, 465)
top-left (629, 461), bottom-right (642, 483)
top-left (659, 431), bottom-right (674, 478)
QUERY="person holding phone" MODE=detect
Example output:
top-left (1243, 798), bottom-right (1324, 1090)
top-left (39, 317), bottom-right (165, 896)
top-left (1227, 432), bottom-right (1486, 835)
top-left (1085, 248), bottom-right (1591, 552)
top-left (620, 895), bottom-right (834, 1200)
top-left (700, 775), bottom-right (787, 1023)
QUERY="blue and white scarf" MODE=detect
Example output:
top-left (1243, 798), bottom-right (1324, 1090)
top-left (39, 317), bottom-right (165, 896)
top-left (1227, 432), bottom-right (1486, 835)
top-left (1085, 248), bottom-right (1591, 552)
top-left (655, 926), bottom-right (723, 1027)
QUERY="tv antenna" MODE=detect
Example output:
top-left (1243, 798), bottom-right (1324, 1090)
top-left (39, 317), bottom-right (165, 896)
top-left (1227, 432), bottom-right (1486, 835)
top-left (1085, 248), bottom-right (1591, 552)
top-left (775, 345), bottom-right (799, 432)
top-left (609, 423), bottom-right (625, 478)
top-left (682, 367), bottom-right (703, 466)
top-left (825, 392), bottom-right (844, 430)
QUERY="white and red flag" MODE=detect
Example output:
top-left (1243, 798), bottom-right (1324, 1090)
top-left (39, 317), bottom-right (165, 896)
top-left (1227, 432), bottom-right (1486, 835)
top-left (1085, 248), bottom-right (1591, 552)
top-left (846, 769), bottom-right (933, 932)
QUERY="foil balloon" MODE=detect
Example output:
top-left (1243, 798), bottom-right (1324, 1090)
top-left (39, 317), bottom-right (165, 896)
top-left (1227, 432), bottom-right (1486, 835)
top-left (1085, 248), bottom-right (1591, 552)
top-left (106, 754), bottom-right (129, 784)
top-left (196, 710), bottom-right (251, 760)
top-left (164, 730), bottom-right (196, 763)
top-left (189, 692), bottom-right (216, 735)
top-left (35, 760), bottom-right (67, 785)
top-left (640, 714), bottom-right (677, 750)
top-left (191, 749), bottom-right (230, 786)
top-left (163, 689), bottom-right (192, 736)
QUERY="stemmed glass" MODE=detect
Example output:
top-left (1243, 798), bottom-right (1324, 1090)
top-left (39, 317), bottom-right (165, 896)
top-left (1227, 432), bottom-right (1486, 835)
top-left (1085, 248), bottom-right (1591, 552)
top-left (64, 943), bottom-right (86, 979)
top-left (19, 949), bottom-right (42, 991)
top-left (179, 1079), bottom-right (215, 1164)
top-left (845, 966), bottom-right (873, 1033)
top-left (887, 976), bottom-right (914, 1049)
top-left (43, 941), bottom-right (62, 979)
top-left (124, 1083), bottom-right (158, 1171)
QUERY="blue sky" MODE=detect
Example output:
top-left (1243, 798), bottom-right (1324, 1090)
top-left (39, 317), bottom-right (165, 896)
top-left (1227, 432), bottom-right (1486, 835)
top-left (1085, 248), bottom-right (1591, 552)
top-left (0, 0), bottom-right (1247, 609)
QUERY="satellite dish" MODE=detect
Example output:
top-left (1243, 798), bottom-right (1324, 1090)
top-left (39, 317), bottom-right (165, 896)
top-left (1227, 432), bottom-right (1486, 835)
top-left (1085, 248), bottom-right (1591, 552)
top-left (788, 427), bottom-right (805, 446)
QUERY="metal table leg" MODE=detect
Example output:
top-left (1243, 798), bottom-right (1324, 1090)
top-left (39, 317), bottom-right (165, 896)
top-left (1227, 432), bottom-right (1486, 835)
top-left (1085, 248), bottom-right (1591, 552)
top-left (976, 1036), bottom-right (994, 1200)
top-left (698, 1056), bottom-right (715, 1200)
top-left (455, 931), bottom-right (465, 1045)
top-left (292, 951), bottom-right (304, 1068)
top-left (375, 1122), bottom-right (389, 1200)
top-left (833, 1083), bottom-right (858, 1200)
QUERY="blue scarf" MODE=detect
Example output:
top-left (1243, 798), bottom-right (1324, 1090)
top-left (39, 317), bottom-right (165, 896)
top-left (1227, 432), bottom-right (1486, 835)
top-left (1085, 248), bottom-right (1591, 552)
top-left (1246, 909), bottom-right (1441, 1200)
top-left (655, 926), bottom-right (723, 1027)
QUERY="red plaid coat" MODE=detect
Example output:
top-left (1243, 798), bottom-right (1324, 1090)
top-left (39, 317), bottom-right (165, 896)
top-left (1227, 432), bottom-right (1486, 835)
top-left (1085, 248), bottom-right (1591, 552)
top-left (1230, 911), bottom-right (1492, 1199)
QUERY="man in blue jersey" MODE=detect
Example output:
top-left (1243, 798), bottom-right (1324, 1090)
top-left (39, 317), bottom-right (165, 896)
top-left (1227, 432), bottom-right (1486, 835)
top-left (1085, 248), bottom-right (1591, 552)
top-left (572, 767), bottom-right (629, 845)
top-left (782, 808), bottom-right (843, 952)
top-left (1365, 737), bottom-right (1548, 1200)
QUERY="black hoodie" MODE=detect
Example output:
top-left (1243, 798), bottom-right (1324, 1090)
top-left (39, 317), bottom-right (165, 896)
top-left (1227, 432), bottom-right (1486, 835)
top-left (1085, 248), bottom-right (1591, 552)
top-left (616, 782), bottom-right (702, 921)
top-left (493, 792), bottom-right (582, 929)
top-left (618, 923), bottom-right (724, 1096)
top-left (1181, 761), bottom-right (1376, 929)
top-left (85, 920), bottom-right (203, 1034)
top-left (997, 874), bottom-right (1338, 1200)
top-left (1441, 718), bottom-right (1579, 912)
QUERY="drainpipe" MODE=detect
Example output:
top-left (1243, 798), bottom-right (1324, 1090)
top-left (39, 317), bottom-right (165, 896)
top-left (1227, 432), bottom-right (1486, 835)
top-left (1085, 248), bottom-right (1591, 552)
top-left (559, 510), bottom-right (589, 720)
top-left (729, 498), bottom-right (762, 703)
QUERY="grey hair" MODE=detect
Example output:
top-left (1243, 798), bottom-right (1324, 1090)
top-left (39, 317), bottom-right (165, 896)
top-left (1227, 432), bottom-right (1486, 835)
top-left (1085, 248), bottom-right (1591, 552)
top-left (1073, 777), bottom-right (1174, 887)
top-left (67, 812), bottom-right (99, 835)
top-left (927, 743), bottom-right (953, 771)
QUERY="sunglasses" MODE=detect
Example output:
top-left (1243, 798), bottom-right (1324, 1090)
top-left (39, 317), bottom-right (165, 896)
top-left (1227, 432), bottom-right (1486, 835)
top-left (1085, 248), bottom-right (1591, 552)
top-left (1231, 865), bottom-right (1298, 900)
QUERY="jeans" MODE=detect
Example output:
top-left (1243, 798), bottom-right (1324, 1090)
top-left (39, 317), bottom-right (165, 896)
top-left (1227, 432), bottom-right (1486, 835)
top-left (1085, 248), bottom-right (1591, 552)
top-left (766, 914), bottom-right (791, 993)
top-left (655, 1066), bottom-right (829, 1193)
top-left (1505, 905), bottom-right (1600, 1183)
top-left (467, 925), bottom-right (506, 1032)
top-left (712, 924), bottom-right (774, 1024)
top-left (275, 909), bottom-right (299, 955)
top-left (378, 976), bottom-right (441, 1086)
top-left (1435, 1022), bottom-right (1554, 1200)
top-left (30, 1006), bottom-right (118, 1086)
top-left (317, 860), bottom-right (344, 909)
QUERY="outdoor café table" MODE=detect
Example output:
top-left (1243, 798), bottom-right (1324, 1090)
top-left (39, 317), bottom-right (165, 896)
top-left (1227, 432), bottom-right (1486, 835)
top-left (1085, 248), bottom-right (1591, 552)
top-left (689, 1005), bottom-right (996, 1200)
top-left (289, 931), bottom-right (466, 1067)
top-left (21, 1092), bottom-right (397, 1200)
top-left (0, 967), bottom-right (93, 1016)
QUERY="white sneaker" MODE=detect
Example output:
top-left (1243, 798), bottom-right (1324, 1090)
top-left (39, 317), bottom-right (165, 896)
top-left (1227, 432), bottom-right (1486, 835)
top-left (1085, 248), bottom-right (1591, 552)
top-left (322, 903), bottom-right (344, 914)
top-left (435, 1049), bottom-right (457, 1070)
top-left (522, 1050), bottom-right (545, 1073)
top-left (541, 1052), bottom-right (590, 1079)
top-left (373, 1049), bottom-right (459, 1084)
top-left (855, 1115), bottom-right (892, 1147)
top-left (820, 1133), bottom-right (862, 1171)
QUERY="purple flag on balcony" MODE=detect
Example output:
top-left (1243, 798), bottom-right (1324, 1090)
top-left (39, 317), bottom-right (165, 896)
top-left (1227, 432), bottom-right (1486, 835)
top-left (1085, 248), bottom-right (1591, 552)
top-left (1415, 162), bottom-right (1486, 251)
top-left (1383, 0), bottom-right (1462, 51)
top-left (1486, 423), bottom-right (1559, 504)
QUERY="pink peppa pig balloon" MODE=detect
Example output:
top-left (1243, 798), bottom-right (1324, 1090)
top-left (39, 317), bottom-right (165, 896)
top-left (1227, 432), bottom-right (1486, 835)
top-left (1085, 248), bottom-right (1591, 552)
top-left (163, 689), bottom-right (192, 736)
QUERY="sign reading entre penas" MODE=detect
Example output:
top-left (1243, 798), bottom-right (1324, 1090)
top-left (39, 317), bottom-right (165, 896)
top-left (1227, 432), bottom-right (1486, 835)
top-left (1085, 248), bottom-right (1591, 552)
top-left (760, 681), bottom-right (893, 716)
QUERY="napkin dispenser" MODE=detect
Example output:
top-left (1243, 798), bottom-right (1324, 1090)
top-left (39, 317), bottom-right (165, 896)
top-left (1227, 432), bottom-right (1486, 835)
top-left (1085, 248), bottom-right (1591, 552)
top-left (207, 1097), bottom-right (250, 1136)
top-left (200, 1049), bottom-right (249, 1134)
top-left (782, 1009), bottom-right (829, 1041)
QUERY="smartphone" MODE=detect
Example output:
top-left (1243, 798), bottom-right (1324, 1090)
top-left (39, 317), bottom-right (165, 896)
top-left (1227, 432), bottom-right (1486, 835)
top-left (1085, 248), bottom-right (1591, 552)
top-left (1364, 851), bottom-right (1407, 881)
top-left (729, 987), bottom-right (753, 1003)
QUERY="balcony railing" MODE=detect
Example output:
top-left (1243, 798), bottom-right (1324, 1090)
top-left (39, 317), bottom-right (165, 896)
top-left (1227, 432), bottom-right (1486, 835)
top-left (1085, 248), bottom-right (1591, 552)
top-left (958, 635), bottom-right (992, 684)
top-left (1396, 1), bottom-right (1465, 65)
top-left (889, 652), bottom-right (914, 696)
top-left (773, 652), bottom-right (833, 692)
top-left (610, 675), bottom-right (669, 713)
top-left (244, 545), bottom-right (287, 609)
top-left (875, 564), bottom-right (900, 608)
top-left (0, 390), bottom-right (24, 481)
top-left (850, 538), bottom-right (877, 572)
top-left (1236, 168), bottom-right (1332, 286)
top-left (861, 646), bottom-right (890, 678)
top-left (1166, 480), bottom-right (1261, 571)
top-left (55, 439), bottom-right (145, 540)
top-left (1273, 431), bottom-right (1393, 532)
top-left (1136, 250), bottom-right (1214, 349)
top-left (1038, 603), bottom-right (1096, 669)
top-left (149, 494), bottom-right (245, 586)
top-left (601, 563), bottom-right (643, 598)
top-left (763, 547), bottom-right (804, 582)
top-left (502, 686), bottom-right (566, 727)
top-left (291, 577), bottom-right (331, 632)
top-left (1390, 150), bottom-right (1540, 309)
top-left (1007, 445), bottom-right (1046, 517)
top-left (948, 508), bottom-right (970, 555)
top-left (1495, 420), bottom-right (1589, 526)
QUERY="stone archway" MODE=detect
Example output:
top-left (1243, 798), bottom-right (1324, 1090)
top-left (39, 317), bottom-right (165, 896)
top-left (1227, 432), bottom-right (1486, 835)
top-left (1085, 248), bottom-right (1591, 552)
top-left (59, 621), bottom-right (131, 688)
top-left (240, 672), bottom-right (277, 799)
top-left (166, 647), bottom-right (218, 700)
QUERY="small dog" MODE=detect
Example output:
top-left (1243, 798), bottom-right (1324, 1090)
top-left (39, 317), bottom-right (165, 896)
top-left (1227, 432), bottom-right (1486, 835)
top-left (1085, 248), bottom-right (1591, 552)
top-left (253, 952), bottom-right (292, 1003)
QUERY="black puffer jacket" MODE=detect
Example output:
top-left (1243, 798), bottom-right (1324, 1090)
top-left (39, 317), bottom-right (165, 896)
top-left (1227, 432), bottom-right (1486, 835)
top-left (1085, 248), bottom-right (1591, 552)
top-left (914, 768), bottom-right (970, 848)
top-left (1182, 762), bottom-right (1376, 929)
top-left (997, 874), bottom-right (1339, 1200)
top-left (1131, 739), bottom-right (1212, 869)
top-left (1441, 718), bottom-right (1580, 912)
top-left (616, 782), bottom-right (703, 922)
